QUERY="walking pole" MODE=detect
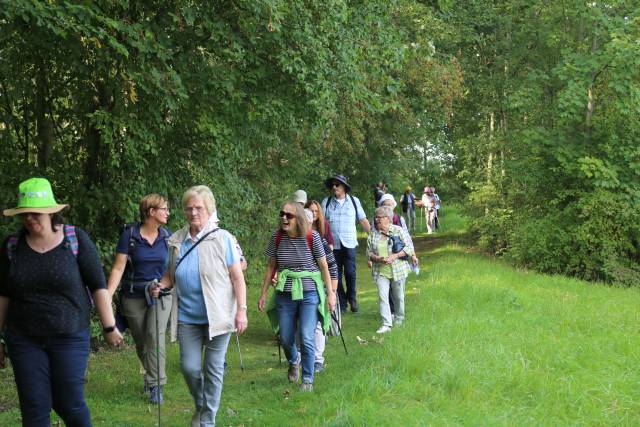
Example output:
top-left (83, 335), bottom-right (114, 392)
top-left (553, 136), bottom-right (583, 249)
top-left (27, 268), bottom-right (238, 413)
top-left (277, 334), bottom-right (282, 365)
top-left (154, 282), bottom-right (162, 426)
top-left (234, 332), bottom-right (245, 372)
top-left (330, 311), bottom-right (348, 355)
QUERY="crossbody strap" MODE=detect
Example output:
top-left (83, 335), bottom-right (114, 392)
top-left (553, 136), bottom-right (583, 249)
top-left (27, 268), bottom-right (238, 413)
top-left (175, 228), bottom-right (219, 271)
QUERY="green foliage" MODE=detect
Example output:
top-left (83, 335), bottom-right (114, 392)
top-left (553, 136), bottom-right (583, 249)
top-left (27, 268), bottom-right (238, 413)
top-left (443, 0), bottom-right (640, 285)
top-left (0, 0), bottom-right (461, 263)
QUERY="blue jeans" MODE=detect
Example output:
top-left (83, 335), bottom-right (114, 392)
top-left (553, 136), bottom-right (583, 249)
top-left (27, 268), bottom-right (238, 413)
top-left (6, 329), bottom-right (92, 427)
top-left (276, 290), bottom-right (319, 384)
top-left (178, 324), bottom-right (230, 427)
top-left (333, 247), bottom-right (358, 310)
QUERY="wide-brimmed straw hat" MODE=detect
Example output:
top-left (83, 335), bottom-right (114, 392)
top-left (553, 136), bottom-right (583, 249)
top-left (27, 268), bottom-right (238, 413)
top-left (324, 174), bottom-right (352, 193)
top-left (3, 177), bottom-right (68, 216)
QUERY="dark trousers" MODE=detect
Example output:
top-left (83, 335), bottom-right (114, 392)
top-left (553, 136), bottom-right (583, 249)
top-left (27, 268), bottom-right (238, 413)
top-left (6, 329), bottom-right (92, 427)
top-left (333, 247), bottom-right (358, 310)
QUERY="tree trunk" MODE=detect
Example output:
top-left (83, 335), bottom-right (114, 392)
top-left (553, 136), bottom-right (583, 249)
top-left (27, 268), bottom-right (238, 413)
top-left (34, 61), bottom-right (53, 170)
top-left (23, 97), bottom-right (29, 165)
top-left (585, 20), bottom-right (598, 140)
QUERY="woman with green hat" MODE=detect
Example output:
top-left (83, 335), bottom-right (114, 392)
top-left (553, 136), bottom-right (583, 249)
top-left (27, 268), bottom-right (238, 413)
top-left (0, 177), bottom-right (123, 427)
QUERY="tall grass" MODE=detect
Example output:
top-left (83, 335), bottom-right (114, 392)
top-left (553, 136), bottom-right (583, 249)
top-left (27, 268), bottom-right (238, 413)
top-left (1, 207), bottom-right (639, 425)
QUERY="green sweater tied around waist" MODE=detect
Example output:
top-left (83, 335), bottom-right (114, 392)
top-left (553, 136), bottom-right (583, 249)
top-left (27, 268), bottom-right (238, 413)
top-left (266, 269), bottom-right (330, 334)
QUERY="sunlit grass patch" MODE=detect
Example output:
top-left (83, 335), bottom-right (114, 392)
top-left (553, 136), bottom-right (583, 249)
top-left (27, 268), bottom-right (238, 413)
top-left (1, 207), bottom-right (640, 425)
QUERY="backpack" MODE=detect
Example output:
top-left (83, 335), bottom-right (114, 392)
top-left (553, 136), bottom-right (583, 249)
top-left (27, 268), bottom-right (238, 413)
top-left (392, 213), bottom-right (402, 227)
top-left (120, 222), bottom-right (170, 282)
top-left (274, 228), bottom-right (313, 251)
top-left (7, 225), bottom-right (93, 305)
top-left (324, 195), bottom-right (359, 226)
top-left (7, 224), bottom-right (79, 261)
top-left (271, 229), bottom-right (314, 282)
top-left (400, 193), bottom-right (414, 212)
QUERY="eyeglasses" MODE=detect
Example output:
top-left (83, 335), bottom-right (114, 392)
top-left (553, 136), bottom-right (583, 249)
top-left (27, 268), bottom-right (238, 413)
top-left (374, 216), bottom-right (387, 221)
top-left (184, 206), bottom-right (206, 214)
top-left (280, 211), bottom-right (296, 220)
top-left (331, 182), bottom-right (342, 188)
top-left (155, 207), bottom-right (170, 213)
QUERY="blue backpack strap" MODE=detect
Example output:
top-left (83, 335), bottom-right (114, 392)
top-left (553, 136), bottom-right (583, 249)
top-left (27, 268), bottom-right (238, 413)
top-left (63, 225), bottom-right (79, 257)
top-left (6, 233), bottom-right (19, 262)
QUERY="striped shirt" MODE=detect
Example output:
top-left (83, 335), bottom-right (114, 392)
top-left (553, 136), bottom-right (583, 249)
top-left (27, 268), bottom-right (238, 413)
top-left (323, 238), bottom-right (338, 280)
top-left (266, 230), bottom-right (326, 291)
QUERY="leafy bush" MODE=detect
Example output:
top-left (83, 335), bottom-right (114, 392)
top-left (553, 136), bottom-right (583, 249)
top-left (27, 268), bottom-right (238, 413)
top-left (506, 190), bottom-right (640, 286)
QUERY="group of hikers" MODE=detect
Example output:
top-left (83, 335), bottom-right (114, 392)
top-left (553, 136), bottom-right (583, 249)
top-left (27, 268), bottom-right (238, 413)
top-left (375, 181), bottom-right (442, 234)
top-left (0, 174), bottom-right (441, 426)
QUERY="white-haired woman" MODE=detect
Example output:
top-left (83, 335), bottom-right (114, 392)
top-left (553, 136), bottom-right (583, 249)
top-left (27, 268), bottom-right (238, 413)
top-left (153, 185), bottom-right (247, 427)
top-left (366, 206), bottom-right (414, 334)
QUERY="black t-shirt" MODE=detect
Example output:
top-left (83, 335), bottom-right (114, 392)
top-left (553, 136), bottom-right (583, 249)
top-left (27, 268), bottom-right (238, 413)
top-left (0, 226), bottom-right (106, 336)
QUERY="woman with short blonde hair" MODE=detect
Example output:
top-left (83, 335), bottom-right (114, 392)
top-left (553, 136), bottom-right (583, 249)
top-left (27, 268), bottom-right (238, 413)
top-left (154, 185), bottom-right (247, 426)
top-left (107, 193), bottom-right (172, 404)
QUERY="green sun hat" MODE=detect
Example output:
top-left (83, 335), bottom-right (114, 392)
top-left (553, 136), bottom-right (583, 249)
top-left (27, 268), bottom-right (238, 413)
top-left (3, 177), bottom-right (68, 216)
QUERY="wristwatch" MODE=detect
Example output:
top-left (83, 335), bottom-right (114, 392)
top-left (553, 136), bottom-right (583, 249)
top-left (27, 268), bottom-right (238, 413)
top-left (102, 325), bottom-right (116, 334)
top-left (238, 304), bottom-right (248, 310)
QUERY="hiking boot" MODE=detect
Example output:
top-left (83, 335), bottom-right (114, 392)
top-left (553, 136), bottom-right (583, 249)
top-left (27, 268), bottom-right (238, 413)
top-left (287, 363), bottom-right (300, 383)
top-left (149, 385), bottom-right (164, 404)
top-left (314, 362), bottom-right (324, 373)
top-left (376, 325), bottom-right (392, 334)
top-left (349, 299), bottom-right (359, 313)
top-left (300, 382), bottom-right (314, 392)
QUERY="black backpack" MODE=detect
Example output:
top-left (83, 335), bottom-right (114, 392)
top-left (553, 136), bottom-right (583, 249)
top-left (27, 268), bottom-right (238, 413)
top-left (120, 222), bottom-right (170, 282)
top-left (324, 195), bottom-right (359, 226)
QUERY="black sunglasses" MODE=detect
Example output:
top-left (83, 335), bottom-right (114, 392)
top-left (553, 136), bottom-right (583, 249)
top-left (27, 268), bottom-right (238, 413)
top-left (280, 211), bottom-right (296, 220)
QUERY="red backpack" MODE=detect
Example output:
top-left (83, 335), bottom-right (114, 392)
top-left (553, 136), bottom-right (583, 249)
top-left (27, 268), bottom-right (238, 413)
top-left (271, 229), bottom-right (314, 281)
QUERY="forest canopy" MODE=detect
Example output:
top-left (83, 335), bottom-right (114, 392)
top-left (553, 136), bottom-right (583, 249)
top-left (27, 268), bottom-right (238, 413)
top-left (1, 0), bottom-right (639, 285)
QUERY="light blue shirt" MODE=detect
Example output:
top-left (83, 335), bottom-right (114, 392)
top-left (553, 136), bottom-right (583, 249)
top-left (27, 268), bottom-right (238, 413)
top-left (175, 229), bottom-right (240, 324)
top-left (321, 195), bottom-right (366, 249)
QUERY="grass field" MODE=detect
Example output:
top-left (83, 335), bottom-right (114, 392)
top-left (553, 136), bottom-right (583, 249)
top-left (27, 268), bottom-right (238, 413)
top-left (2, 207), bottom-right (640, 426)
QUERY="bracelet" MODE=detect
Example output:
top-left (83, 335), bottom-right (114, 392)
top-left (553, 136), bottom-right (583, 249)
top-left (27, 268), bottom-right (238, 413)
top-left (102, 325), bottom-right (116, 334)
top-left (238, 304), bottom-right (248, 310)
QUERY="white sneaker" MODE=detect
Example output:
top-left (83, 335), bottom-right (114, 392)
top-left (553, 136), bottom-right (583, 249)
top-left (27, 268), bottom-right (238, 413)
top-left (376, 326), bottom-right (392, 334)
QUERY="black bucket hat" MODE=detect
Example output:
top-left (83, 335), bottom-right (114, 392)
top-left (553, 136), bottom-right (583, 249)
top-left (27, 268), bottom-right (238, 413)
top-left (324, 174), bottom-right (352, 193)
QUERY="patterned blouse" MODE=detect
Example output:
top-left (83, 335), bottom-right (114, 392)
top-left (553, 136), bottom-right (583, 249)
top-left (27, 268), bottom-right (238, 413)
top-left (366, 224), bottom-right (414, 282)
